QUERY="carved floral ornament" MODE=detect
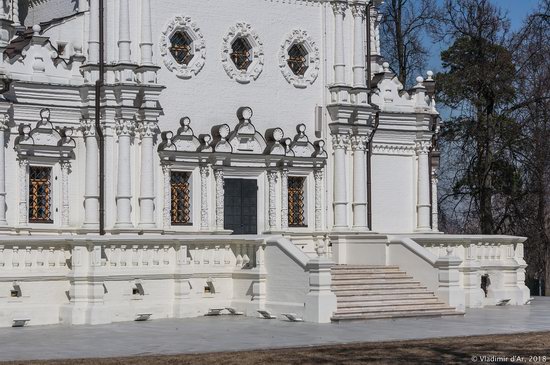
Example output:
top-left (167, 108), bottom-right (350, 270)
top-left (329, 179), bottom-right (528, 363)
top-left (221, 23), bottom-right (265, 84)
top-left (158, 107), bottom-right (327, 159)
top-left (278, 29), bottom-right (320, 88)
top-left (160, 15), bottom-right (206, 79)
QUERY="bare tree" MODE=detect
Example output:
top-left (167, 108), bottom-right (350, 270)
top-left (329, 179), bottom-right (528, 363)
top-left (380, 0), bottom-right (436, 88)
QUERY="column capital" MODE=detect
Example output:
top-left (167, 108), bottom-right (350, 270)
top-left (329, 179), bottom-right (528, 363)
top-left (351, 3), bottom-right (367, 18)
top-left (332, 133), bottom-right (350, 150)
top-left (331, 1), bottom-right (348, 15)
top-left (138, 121), bottom-right (159, 139)
top-left (0, 114), bottom-right (9, 131)
top-left (350, 135), bottom-right (368, 151)
top-left (80, 119), bottom-right (96, 137)
top-left (267, 170), bottom-right (278, 183)
top-left (415, 140), bottom-right (432, 154)
top-left (115, 119), bottom-right (135, 136)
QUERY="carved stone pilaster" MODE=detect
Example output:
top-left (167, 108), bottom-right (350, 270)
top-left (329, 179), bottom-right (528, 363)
top-left (18, 159), bottom-right (29, 226)
top-left (331, 134), bottom-right (350, 150)
top-left (350, 135), bottom-right (368, 151)
top-left (0, 115), bottom-right (9, 226)
top-left (415, 139), bottom-right (432, 231)
top-left (60, 160), bottom-right (71, 227)
top-left (281, 169), bottom-right (289, 230)
top-left (161, 163), bottom-right (171, 229)
top-left (80, 119), bottom-right (96, 137)
top-left (415, 140), bottom-right (432, 155)
top-left (350, 3), bottom-right (367, 18)
top-left (267, 171), bottom-right (278, 231)
top-left (331, 1), bottom-right (348, 15)
top-left (200, 165), bottom-right (209, 230)
top-left (431, 168), bottom-right (439, 232)
top-left (138, 121), bottom-right (158, 139)
top-left (214, 169), bottom-right (224, 230)
top-left (314, 169), bottom-right (324, 231)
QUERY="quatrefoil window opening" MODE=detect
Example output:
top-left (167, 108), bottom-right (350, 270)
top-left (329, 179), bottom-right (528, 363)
top-left (169, 30), bottom-right (194, 65)
top-left (231, 37), bottom-right (253, 71)
top-left (287, 43), bottom-right (309, 76)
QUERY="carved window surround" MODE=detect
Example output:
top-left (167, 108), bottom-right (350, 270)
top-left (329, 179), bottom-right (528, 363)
top-left (14, 109), bottom-right (76, 229)
top-left (279, 29), bottom-right (320, 88)
top-left (221, 23), bottom-right (264, 84)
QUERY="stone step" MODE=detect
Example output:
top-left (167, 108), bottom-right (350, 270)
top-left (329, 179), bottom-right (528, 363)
top-left (332, 276), bottom-right (414, 283)
top-left (332, 283), bottom-right (424, 291)
top-left (331, 309), bottom-right (463, 321)
top-left (331, 273), bottom-right (410, 280)
top-left (333, 287), bottom-right (431, 296)
top-left (331, 268), bottom-right (402, 275)
top-left (334, 303), bottom-right (454, 315)
top-left (336, 293), bottom-right (438, 301)
top-left (337, 298), bottom-right (442, 308)
top-left (332, 265), bottom-right (400, 270)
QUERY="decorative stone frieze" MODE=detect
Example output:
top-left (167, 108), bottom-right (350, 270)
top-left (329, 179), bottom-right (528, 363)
top-left (281, 169), bottom-right (289, 230)
top-left (314, 169), bottom-right (323, 231)
top-left (267, 170), bottom-right (278, 231)
top-left (161, 162), bottom-right (172, 229)
top-left (200, 165), bottom-right (209, 230)
top-left (278, 29), bottom-right (320, 88)
top-left (214, 169), bottom-right (224, 230)
top-left (160, 15), bottom-right (206, 79)
top-left (60, 160), bottom-right (71, 227)
top-left (221, 23), bottom-right (264, 83)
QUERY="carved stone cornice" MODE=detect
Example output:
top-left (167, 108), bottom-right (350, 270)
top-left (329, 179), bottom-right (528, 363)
top-left (372, 143), bottom-right (416, 156)
top-left (415, 140), bottom-right (432, 155)
top-left (331, 134), bottom-right (350, 150)
top-left (115, 119), bottom-right (135, 137)
top-left (331, 1), bottom-right (348, 15)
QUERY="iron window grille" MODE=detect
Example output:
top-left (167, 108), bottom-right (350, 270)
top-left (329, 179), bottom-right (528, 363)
top-left (28, 166), bottom-right (53, 223)
top-left (230, 37), bottom-right (253, 71)
top-left (169, 31), bottom-right (194, 65)
top-left (288, 176), bottom-right (307, 227)
top-left (287, 43), bottom-right (308, 76)
top-left (170, 171), bottom-right (192, 225)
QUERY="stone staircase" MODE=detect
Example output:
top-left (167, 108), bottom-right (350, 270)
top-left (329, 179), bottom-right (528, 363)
top-left (331, 265), bottom-right (463, 321)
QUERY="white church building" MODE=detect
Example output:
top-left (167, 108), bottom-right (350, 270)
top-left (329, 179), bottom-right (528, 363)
top-left (0, 0), bottom-right (530, 327)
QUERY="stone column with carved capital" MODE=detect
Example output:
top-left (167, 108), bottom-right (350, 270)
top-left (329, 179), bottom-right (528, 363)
top-left (161, 162), bottom-right (171, 229)
top-left (80, 120), bottom-right (99, 228)
top-left (351, 2), bottom-right (367, 87)
top-left (267, 170), bottom-right (278, 231)
top-left (332, 133), bottom-right (350, 229)
top-left (138, 121), bottom-right (158, 228)
top-left (200, 165), bottom-right (209, 230)
top-left (351, 135), bottom-right (368, 229)
top-left (280, 169), bottom-right (289, 230)
top-left (0, 115), bottom-right (8, 225)
top-left (60, 160), bottom-right (71, 227)
top-left (416, 140), bottom-right (432, 231)
top-left (214, 169), bottom-right (224, 230)
top-left (314, 169), bottom-right (324, 231)
top-left (331, 1), bottom-right (348, 84)
top-left (114, 119), bottom-right (135, 229)
top-left (18, 159), bottom-right (29, 226)
top-left (431, 167), bottom-right (439, 232)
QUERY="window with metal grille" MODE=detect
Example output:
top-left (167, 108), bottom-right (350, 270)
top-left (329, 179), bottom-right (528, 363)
top-left (170, 171), bottom-right (192, 225)
top-left (169, 30), bottom-right (194, 65)
top-left (29, 166), bottom-right (53, 223)
top-left (287, 43), bottom-right (308, 76)
top-left (230, 37), bottom-right (252, 71)
top-left (288, 176), bottom-right (307, 227)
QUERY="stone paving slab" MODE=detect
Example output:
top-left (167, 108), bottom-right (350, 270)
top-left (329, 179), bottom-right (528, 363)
top-left (0, 298), bottom-right (549, 362)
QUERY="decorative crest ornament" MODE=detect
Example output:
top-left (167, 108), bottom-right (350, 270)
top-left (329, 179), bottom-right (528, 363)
top-left (278, 29), bottom-right (320, 88)
top-left (221, 23), bottom-right (264, 84)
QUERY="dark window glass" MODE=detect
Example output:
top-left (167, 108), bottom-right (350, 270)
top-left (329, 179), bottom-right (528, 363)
top-left (29, 166), bottom-right (53, 223)
top-left (287, 43), bottom-right (308, 76)
top-left (169, 31), bottom-right (194, 65)
top-left (288, 176), bottom-right (307, 227)
top-left (230, 37), bottom-right (253, 71)
top-left (171, 171), bottom-right (191, 225)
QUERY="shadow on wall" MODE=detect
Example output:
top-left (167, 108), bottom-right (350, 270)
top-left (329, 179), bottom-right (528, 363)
top-left (19, 0), bottom-right (80, 26)
top-left (526, 276), bottom-right (546, 296)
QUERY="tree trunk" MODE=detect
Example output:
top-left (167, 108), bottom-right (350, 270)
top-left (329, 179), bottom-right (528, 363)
top-left (546, 244), bottom-right (550, 296)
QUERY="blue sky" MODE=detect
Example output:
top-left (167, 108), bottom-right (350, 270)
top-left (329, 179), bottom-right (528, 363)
top-left (426, 0), bottom-right (541, 72)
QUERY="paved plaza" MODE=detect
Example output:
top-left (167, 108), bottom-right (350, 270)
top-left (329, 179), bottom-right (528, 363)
top-left (0, 298), bottom-right (549, 362)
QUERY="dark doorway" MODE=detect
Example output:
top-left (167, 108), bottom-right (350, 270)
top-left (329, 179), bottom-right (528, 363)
top-left (224, 178), bottom-right (257, 234)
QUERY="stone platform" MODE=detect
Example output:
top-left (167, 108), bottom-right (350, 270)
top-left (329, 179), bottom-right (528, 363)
top-left (0, 297), bottom-right (548, 362)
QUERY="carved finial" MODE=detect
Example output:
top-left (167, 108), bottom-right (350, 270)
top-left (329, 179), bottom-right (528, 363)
top-left (382, 62), bottom-right (390, 73)
top-left (272, 128), bottom-right (284, 142)
top-left (32, 24), bottom-right (41, 36)
top-left (219, 124), bottom-right (230, 139)
top-left (40, 108), bottom-right (50, 122)
top-left (237, 106), bottom-right (253, 122)
top-left (415, 76), bottom-right (424, 86)
top-left (426, 70), bottom-right (434, 81)
top-left (180, 117), bottom-right (191, 131)
top-left (297, 123), bottom-right (306, 137)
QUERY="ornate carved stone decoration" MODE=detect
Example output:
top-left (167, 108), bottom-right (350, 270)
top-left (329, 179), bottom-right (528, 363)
top-left (80, 119), bottom-right (96, 137)
top-left (200, 165), bottom-right (209, 230)
top-left (289, 124), bottom-right (316, 157)
top-left (221, 23), bottom-right (264, 84)
top-left (115, 119), bottom-right (135, 137)
top-left (160, 16), bottom-right (206, 79)
top-left (18, 159), bottom-right (29, 226)
top-left (314, 169), bottom-right (323, 231)
top-left (138, 121), bottom-right (159, 139)
top-left (228, 107), bottom-right (267, 154)
top-left (331, 133), bottom-right (350, 150)
top-left (278, 29), bottom-right (320, 88)
top-left (415, 140), bottom-right (432, 155)
top-left (331, 1), bottom-right (348, 15)
top-left (281, 169), bottom-right (289, 230)
top-left (159, 117), bottom-right (202, 153)
top-left (267, 171), bottom-right (278, 230)
top-left (161, 162), bottom-right (172, 229)
top-left (60, 160), bottom-right (71, 227)
top-left (214, 169), bottom-right (224, 230)
top-left (16, 108), bottom-right (76, 159)
top-left (350, 135), bottom-right (368, 151)
top-left (350, 3), bottom-right (367, 19)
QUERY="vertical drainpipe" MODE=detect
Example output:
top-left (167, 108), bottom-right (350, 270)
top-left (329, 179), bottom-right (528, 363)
top-left (95, 0), bottom-right (105, 235)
